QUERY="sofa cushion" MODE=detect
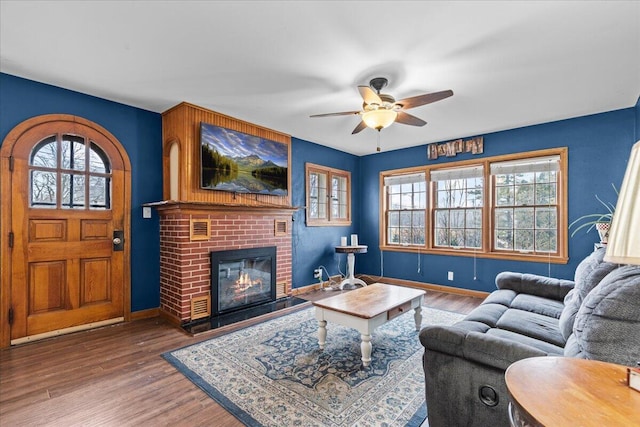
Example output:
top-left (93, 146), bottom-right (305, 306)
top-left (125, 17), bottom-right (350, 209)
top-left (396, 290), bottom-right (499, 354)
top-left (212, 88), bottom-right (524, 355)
top-left (474, 291), bottom-right (564, 321)
top-left (558, 248), bottom-right (619, 340)
top-left (510, 294), bottom-right (564, 319)
top-left (495, 309), bottom-right (565, 347)
top-left (482, 289), bottom-right (517, 308)
top-left (565, 265), bottom-right (640, 366)
top-left (464, 302), bottom-right (509, 327)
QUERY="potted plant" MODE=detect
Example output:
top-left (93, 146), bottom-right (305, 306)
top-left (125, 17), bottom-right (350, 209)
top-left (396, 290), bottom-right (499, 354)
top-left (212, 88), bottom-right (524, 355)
top-left (569, 184), bottom-right (618, 243)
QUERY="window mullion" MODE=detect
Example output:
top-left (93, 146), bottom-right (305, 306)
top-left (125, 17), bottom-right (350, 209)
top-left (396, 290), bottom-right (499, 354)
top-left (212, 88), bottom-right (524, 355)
top-left (85, 139), bottom-right (90, 210)
top-left (56, 134), bottom-right (62, 208)
top-left (426, 180), bottom-right (434, 249)
top-left (326, 172), bottom-right (334, 222)
top-left (488, 202), bottom-right (495, 253)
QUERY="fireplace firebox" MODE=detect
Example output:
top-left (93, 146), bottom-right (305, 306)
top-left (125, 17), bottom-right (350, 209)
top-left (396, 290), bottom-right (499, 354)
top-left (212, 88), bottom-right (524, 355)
top-left (210, 246), bottom-right (277, 316)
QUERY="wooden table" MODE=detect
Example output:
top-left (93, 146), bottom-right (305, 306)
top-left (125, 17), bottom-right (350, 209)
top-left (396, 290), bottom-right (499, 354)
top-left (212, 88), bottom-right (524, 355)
top-left (505, 357), bottom-right (640, 426)
top-left (312, 283), bottom-right (425, 367)
top-left (335, 245), bottom-right (368, 289)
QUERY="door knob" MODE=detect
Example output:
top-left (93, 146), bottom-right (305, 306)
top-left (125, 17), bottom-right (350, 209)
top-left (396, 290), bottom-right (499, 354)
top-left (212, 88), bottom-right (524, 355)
top-left (113, 230), bottom-right (124, 251)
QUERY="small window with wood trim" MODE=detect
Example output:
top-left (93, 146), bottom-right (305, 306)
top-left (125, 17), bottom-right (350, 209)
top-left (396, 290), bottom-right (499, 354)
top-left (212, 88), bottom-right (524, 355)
top-left (306, 163), bottom-right (351, 226)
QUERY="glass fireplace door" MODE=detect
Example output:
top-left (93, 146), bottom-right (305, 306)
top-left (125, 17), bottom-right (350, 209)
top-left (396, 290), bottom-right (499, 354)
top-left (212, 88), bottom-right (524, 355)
top-left (211, 247), bottom-right (276, 315)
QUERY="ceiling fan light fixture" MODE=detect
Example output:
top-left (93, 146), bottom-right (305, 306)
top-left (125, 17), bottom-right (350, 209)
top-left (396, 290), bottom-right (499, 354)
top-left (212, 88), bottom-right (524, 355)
top-left (311, 77), bottom-right (452, 135)
top-left (362, 109), bottom-right (397, 130)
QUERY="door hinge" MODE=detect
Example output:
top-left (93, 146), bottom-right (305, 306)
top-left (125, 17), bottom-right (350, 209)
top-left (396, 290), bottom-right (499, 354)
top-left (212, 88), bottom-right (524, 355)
top-left (8, 307), bottom-right (14, 326)
top-left (9, 155), bottom-right (14, 172)
top-left (8, 231), bottom-right (14, 248)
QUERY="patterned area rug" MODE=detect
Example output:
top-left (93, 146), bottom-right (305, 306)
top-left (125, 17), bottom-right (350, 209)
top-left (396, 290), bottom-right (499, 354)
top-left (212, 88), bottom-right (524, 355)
top-left (163, 305), bottom-right (464, 427)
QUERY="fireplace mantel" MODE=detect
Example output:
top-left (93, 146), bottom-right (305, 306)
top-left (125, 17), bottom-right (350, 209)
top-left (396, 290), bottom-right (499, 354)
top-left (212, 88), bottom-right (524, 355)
top-left (146, 200), bottom-right (299, 216)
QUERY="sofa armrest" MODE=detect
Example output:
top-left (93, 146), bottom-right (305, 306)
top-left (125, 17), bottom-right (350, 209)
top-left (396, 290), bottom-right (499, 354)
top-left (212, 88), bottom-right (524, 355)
top-left (495, 272), bottom-right (574, 301)
top-left (421, 324), bottom-right (550, 371)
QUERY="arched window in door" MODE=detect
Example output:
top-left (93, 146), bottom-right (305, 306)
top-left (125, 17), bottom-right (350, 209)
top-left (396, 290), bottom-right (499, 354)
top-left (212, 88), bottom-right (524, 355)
top-left (29, 134), bottom-right (111, 209)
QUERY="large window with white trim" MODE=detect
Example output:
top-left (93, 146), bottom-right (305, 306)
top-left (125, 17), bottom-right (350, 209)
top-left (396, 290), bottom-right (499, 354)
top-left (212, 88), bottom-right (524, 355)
top-left (380, 148), bottom-right (567, 263)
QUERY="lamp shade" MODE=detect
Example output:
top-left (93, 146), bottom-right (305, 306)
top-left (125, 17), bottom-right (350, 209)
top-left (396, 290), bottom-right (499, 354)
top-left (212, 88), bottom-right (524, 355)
top-left (605, 140), bottom-right (640, 265)
top-left (362, 109), bottom-right (397, 130)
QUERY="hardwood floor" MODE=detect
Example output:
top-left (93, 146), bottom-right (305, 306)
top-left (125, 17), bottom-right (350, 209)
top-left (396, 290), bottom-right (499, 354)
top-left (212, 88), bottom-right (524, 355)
top-left (0, 289), bottom-right (483, 426)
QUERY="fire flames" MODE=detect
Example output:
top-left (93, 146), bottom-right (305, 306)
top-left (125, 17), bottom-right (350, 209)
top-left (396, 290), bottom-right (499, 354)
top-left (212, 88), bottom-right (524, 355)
top-left (235, 272), bottom-right (263, 292)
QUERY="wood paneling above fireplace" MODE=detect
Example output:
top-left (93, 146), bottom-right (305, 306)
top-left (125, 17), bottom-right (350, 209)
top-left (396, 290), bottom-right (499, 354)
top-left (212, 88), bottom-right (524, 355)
top-left (161, 102), bottom-right (292, 207)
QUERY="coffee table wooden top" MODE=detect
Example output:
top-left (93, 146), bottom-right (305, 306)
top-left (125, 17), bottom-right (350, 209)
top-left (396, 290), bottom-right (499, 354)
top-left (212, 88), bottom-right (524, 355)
top-left (312, 283), bottom-right (425, 319)
top-left (506, 356), bottom-right (640, 426)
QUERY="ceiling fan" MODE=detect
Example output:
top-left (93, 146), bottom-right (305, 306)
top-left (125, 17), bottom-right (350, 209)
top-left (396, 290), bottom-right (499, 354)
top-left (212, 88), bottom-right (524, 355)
top-left (310, 77), bottom-right (453, 134)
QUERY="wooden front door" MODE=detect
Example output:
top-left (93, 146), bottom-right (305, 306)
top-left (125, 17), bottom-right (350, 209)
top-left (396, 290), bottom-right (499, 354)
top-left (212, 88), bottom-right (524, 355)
top-left (1, 115), bottom-right (131, 346)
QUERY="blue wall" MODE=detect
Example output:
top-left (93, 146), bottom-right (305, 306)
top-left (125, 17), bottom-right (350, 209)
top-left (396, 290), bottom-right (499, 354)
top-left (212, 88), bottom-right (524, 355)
top-left (357, 108), bottom-right (638, 292)
top-left (290, 137), bottom-right (360, 287)
top-left (2, 72), bottom-right (638, 302)
top-left (0, 73), bottom-right (163, 312)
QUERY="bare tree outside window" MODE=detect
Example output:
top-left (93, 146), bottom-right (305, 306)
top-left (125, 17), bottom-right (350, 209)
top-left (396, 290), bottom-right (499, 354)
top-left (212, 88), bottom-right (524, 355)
top-left (494, 168), bottom-right (558, 253)
top-left (385, 173), bottom-right (426, 246)
top-left (433, 174), bottom-right (483, 249)
top-left (29, 134), bottom-right (111, 210)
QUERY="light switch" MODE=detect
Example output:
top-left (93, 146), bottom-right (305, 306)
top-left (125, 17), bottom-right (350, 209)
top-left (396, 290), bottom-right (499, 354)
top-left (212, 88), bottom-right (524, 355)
top-left (142, 206), bottom-right (152, 219)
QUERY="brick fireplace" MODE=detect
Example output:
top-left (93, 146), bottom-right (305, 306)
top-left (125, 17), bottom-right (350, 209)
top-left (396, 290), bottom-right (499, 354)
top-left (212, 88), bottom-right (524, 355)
top-left (153, 202), bottom-right (294, 325)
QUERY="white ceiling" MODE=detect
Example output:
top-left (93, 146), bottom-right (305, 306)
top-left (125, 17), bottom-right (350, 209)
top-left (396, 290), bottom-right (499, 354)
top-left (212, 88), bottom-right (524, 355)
top-left (1, 1), bottom-right (639, 155)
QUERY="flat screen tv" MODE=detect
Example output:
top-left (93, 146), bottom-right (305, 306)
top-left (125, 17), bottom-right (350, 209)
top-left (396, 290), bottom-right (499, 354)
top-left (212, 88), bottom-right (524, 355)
top-left (200, 122), bottom-right (288, 196)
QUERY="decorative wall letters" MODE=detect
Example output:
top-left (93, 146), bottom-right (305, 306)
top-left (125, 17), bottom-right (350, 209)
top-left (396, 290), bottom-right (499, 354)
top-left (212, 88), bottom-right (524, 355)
top-left (427, 136), bottom-right (483, 160)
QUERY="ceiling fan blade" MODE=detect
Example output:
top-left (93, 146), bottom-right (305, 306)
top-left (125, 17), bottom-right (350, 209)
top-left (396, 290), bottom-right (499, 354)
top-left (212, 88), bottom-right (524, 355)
top-left (351, 120), bottom-right (368, 134)
top-left (396, 89), bottom-right (453, 110)
top-left (395, 111), bottom-right (427, 127)
top-left (310, 111), bottom-right (361, 118)
top-left (358, 86), bottom-right (382, 105)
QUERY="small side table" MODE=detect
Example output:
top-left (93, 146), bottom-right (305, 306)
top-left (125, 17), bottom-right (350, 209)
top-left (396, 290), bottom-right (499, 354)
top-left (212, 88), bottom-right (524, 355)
top-left (335, 245), bottom-right (368, 290)
top-left (505, 357), bottom-right (640, 427)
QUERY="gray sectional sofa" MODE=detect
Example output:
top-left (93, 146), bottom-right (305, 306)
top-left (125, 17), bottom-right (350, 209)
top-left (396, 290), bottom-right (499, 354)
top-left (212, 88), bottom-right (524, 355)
top-left (419, 248), bottom-right (640, 427)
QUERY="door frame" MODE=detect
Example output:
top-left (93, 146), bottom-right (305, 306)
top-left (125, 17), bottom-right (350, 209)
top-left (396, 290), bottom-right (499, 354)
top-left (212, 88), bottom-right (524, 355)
top-left (0, 114), bottom-right (132, 348)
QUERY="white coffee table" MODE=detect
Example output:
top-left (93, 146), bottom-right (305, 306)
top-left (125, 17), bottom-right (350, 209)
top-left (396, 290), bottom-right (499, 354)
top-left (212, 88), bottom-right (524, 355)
top-left (312, 283), bottom-right (425, 367)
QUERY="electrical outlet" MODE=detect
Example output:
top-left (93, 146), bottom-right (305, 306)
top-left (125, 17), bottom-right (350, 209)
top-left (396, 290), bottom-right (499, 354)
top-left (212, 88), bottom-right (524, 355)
top-left (314, 268), bottom-right (322, 279)
top-left (447, 271), bottom-right (454, 281)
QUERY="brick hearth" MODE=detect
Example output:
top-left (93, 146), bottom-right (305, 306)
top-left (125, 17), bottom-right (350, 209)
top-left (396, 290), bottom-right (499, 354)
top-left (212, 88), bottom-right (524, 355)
top-left (153, 202), bottom-right (294, 324)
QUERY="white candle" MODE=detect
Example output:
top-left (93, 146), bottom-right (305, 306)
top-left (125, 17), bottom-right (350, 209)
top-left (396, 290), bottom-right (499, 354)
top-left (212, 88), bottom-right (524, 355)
top-left (340, 236), bottom-right (347, 246)
top-left (351, 234), bottom-right (358, 246)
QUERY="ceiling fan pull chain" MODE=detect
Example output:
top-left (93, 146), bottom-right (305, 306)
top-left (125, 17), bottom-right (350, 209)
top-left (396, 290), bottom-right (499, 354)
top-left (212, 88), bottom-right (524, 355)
top-left (377, 131), bottom-right (381, 152)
